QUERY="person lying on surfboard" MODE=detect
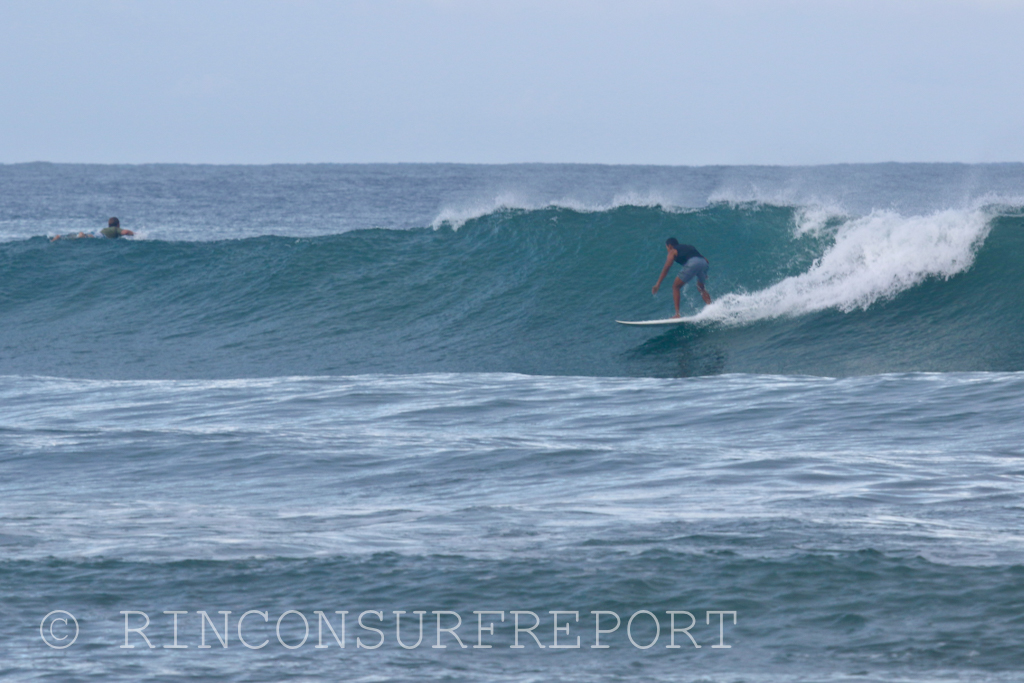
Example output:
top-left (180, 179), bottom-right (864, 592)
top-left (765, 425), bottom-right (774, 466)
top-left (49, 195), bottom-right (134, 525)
top-left (51, 217), bottom-right (135, 241)
top-left (651, 237), bottom-right (711, 317)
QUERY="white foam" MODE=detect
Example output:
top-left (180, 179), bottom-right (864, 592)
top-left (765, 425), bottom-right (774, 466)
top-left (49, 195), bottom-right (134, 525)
top-left (430, 192), bottom-right (526, 230)
top-left (792, 204), bottom-right (849, 236)
top-left (427, 185), bottom-right (864, 232)
top-left (429, 190), bottom-right (687, 230)
top-left (709, 183), bottom-right (849, 213)
top-left (690, 207), bottom-right (994, 326)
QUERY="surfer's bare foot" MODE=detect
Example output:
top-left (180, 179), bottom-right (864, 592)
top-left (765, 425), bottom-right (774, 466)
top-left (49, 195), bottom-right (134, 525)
top-left (672, 313), bottom-right (681, 318)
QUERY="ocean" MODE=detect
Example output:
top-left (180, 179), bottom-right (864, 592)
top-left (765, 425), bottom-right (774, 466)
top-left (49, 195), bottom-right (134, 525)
top-left (1, 162), bottom-right (1023, 682)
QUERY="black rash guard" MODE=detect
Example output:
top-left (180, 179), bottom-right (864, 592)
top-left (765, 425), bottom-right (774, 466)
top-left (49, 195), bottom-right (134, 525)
top-left (673, 244), bottom-right (704, 265)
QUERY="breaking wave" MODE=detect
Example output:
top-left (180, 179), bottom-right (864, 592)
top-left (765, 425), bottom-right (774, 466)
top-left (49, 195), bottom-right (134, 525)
top-left (2, 202), bottom-right (1021, 379)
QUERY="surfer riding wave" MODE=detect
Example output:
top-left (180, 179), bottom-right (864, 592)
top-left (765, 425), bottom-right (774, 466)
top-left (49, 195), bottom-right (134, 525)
top-left (652, 237), bottom-right (712, 317)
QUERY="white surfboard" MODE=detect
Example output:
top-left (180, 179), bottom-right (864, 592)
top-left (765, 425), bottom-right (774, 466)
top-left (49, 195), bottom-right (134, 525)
top-left (616, 316), bottom-right (697, 326)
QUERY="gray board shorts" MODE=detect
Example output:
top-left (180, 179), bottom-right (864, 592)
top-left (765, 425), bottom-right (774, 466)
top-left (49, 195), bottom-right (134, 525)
top-left (676, 256), bottom-right (709, 285)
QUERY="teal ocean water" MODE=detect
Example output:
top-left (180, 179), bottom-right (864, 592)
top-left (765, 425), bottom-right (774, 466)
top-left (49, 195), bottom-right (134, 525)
top-left (1, 163), bottom-right (1023, 682)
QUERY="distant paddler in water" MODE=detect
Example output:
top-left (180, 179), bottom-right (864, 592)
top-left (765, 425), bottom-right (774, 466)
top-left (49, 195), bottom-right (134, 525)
top-left (51, 217), bottom-right (135, 241)
top-left (651, 237), bottom-right (711, 317)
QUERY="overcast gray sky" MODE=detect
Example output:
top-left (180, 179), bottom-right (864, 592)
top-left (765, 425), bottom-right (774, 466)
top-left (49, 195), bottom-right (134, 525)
top-left (1, 0), bottom-right (1022, 165)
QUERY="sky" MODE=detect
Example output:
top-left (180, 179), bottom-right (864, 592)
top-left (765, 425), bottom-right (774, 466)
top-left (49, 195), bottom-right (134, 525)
top-left (1, 0), bottom-right (1023, 165)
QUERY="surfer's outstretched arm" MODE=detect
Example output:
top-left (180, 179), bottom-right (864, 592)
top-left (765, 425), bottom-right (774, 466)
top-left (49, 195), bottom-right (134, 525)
top-left (652, 248), bottom-right (676, 294)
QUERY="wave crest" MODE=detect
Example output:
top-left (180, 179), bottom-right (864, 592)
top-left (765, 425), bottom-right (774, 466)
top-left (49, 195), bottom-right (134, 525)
top-left (693, 208), bottom-right (993, 325)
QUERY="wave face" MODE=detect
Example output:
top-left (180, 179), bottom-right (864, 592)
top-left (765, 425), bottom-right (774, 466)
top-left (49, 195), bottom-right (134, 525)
top-left (2, 201), bottom-right (1021, 378)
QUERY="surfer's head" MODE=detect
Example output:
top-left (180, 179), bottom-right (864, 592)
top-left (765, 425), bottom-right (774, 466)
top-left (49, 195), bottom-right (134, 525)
top-left (108, 217), bottom-right (120, 228)
top-left (666, 237), bottom-right (679, 249)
